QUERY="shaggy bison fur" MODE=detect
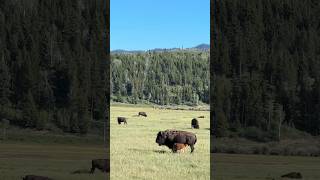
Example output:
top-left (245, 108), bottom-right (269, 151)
top-left (22, 175), bottom-right (52, 180)
top-left (117, 117), bottom-right (127, 125)
top-left (191, 118), bottom-right (199, 129)
top-left (172, 143), bottom-right (188, 153)
top-left (90, 159), bottom-right (109, 173)
top-left (138, 112), bottom-right (147, 117)
top-left (156, 130), bottom-right (197, 153)
top-left (281, 172), bottom-right (302, 179)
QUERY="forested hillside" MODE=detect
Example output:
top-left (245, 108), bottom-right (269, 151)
top-left (111, 51), bottom-right (209, 105)
top-left (0, 0), bottom-right (108, 134)
top-left (212, 0), bottom-right (320, 139)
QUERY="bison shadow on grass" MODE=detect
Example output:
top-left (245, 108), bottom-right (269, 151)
top-left (155, 129), bottom-right (197, 153)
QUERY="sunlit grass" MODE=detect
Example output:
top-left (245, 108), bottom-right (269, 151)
top-left (110, 105), bottom-right (210, 180)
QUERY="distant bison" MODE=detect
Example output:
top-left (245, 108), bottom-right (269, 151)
top-left (22, 175), bottom-right (52, 180)
top-left (117, 117), bottom-right (127, 125)
top-left (281, 172), bottom-right (302, 179)
top-left (191, 118), bottom-right (199, 129)
top-left (138, 112), bottom-right (147, 117)
top-left (172, 143), bottom-right (188, 153)
top-left (156, 130), bottom-right (197, 153)
top-left (71, 169), bottom-right (90, 174)
top-left (90, 159), bottom-right (109, 173)
top-left (198, 116), bottom-right (205, 118)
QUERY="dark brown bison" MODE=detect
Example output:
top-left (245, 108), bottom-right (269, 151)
top-left (172, 143), bottom-right (188, 153)
top-left (281, 172), bottom-right (302, 179)
top-left (71, 169), bottom-right (90, 174)
top-left (156, 130), bottom-right (197, 153)
top-left (138, 112), bottom-right (147, 117)
top-left (117, 117), bottom-right (127, 125)
top-left (90, 159), bottom-right (109, 173)
top-left (191, 118), bottom-right (199, 129)
top-left (198, 116), bottom-right (205, 118)
top-left (22, 175), bottom-right (52, 180)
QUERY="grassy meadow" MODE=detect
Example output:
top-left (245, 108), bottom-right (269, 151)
top-left (213, 153), bottom-right (320, 180)
top-left (0, 143), bottom-right (108, 180)
top-left (110, 104), bottom-right (210, 180)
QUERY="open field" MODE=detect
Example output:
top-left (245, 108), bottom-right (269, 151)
top-left (213, 137), bottom-right (320, 156)
top-left (213, 153), bottom-right (320, 180)
top-left (0, 143), bottom-right (108, 180)
top-left (110, 104), bottom-right (210, 180)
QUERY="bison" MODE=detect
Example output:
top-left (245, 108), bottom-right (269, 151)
top-left (71, 169), bottom-right (91, 174)
top-left (281, 172), bottom-right (302, 179)
top-left (138, 112), bottom-right (147, 117)
top-left (117, 117), bottom-right (127, 125)
top-left (22, 175), bottom-right (52, 180)
top-left (90, 159), bottom-right (109, 173)
top-left (191, 118), bottom-right (199, 129)
top-left (172, 143), bottom-right (188, 153)
top-left (156, 130), bottom-right (197, 153)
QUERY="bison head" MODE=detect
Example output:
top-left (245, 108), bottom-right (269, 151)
top-left (156, 131), bottom-right (166, 145)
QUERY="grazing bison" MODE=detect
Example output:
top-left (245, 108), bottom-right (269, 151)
top-left (138, 112), bottom-right (147, 117)
top-left (191, 118), bottom-right (199, 129)
top-left (90, 159), bottom-right (109, 173)
top-left (71, 169), bottom-right (91, 174)
top-left (198, 116), bottom-right (205, 118)
top-left (172, 143), bottom-right (188, 153)
top-left (156, 130), bottom-right (197, 153)
top-left (281, 172), bottom-right (302, 179)
top-left (117, 117), bottom-right (127, 125)
top-left (22, 175), bottom-right (52, 180)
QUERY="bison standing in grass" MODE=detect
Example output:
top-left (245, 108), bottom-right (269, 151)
top-left (156, 130), bottom-right (197, 153)
top-left (138, 112), bottom-right (147, 117)
top-left (22, 175), bottom-right (53, 180)
top-left (191, 118), bottom-right (199, 129)
top-left (281, 172), bottom-right (302, 179)
top-left (117, 117), bottom-right (127, 125)
top-left (90, 159), bottom-right (109, 173)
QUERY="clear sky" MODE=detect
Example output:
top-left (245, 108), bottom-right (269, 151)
top-left (110, 0), bottom-right (209, 51)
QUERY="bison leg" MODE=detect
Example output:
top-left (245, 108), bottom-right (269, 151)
top-left (190, 145), bottom-right (195, 153)
top-left (172, 148), bottom-right (177, 153)
top-left (90, 167), bottom-right (95, 174)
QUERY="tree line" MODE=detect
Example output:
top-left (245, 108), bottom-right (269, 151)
top-left (212, 0), bottom-right (320, 140)
top-left (0, 0), bottom-right (108, 134)
top-left (111, 51), bottom-right (209, 106)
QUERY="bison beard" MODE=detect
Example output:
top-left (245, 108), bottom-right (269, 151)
top-left (90, 159), bottom-right (109, 173)
top-left (22, 175), bottom-right (52, 180)
top-left (156, 130), bottom-right (197, 153)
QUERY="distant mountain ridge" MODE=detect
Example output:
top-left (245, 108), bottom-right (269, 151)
top-left (194, 44), bottom-right (210, 50)
top-left (111, 43), bottom-right (210, 53)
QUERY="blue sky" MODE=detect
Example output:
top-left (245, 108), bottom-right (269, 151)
top-left (110, 0), bottom-right (209, 51)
